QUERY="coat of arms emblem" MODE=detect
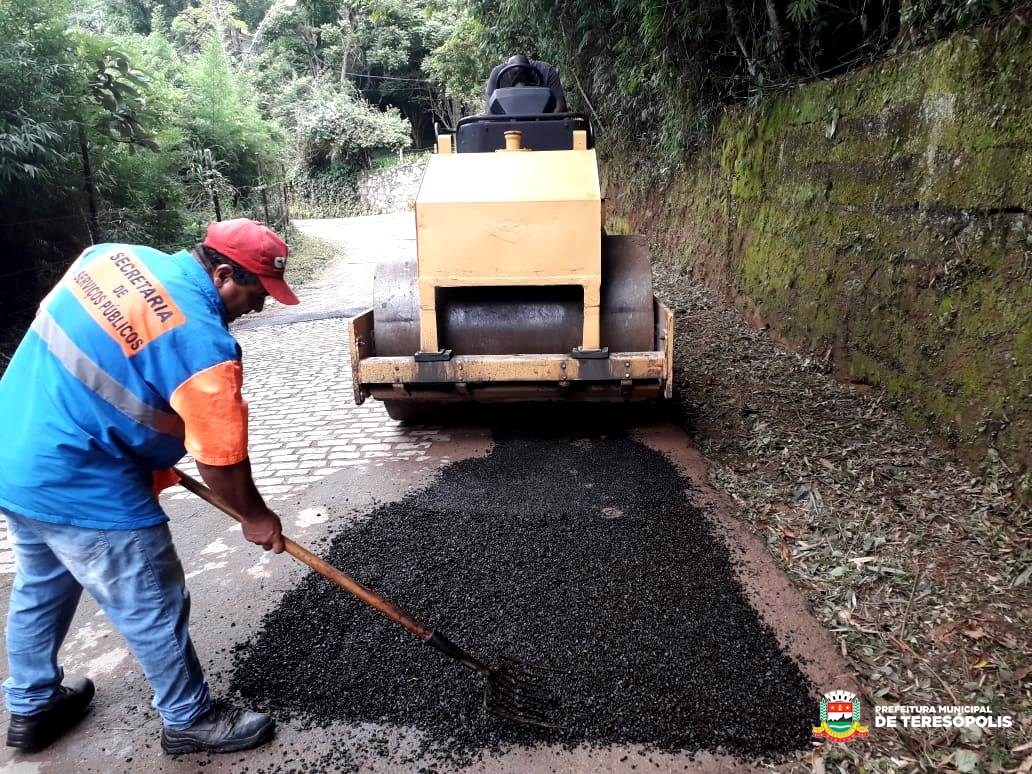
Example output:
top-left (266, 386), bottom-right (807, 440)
top-left (812, 690), bottom-right (869, 743)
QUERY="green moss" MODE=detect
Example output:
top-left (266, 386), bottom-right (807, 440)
top-left (849, 352), bottom-right (963, 432)
top-left (606, 16), bottom-right (1032, 473)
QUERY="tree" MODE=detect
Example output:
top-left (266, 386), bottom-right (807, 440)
top-left (469, 0), bottom-right (1019, 163)
top-left (423, 5), bottom-right (500, 125)
top-left (248, 0), bottom-right (467, 146)
top-left (0, 0), bottom-right (78, 193)
top-left (292, 79), bottom-right (411, 170)
top-left (0, 0), bottom-right (86, 316)
top-left (184, 33), bottom-right (284, 187)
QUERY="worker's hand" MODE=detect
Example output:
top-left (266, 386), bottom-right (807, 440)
top-left (241, 509), bottom-right (285, 554)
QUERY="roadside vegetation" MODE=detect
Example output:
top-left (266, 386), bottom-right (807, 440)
top-left (4, 0), bottom-right (1017, 348)
top-left (657, 271), bottom-right (1029, 774)
top-left (0, 0), bottom-right (496, 350)
top-left (0, 0), bottom-right (1026, 771)
top-left (3, 0), bottom-right (1020, 347)
top-left (474, 0), bottom-right (1024, 165)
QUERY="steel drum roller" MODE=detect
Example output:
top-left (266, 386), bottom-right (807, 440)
top-left (372, 235), bottom-right (654, 356)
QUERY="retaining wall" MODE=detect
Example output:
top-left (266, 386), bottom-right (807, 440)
top-left (357, 156), bottom-right (428, 213)
top-left (605, 16), bottom-right (1031, 473)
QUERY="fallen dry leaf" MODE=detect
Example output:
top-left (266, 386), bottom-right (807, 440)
top-left (652, 268), bottom-right (1026, 773)
top-left (930, 621), bottom-right (959, 642)
top-left (1010, 665), bottom-right (1032, 683)
top-left (779, 540), bottom-right (791, 563)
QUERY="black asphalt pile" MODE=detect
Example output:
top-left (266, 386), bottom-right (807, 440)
top-left (230, 427), bottom-right (815, 764)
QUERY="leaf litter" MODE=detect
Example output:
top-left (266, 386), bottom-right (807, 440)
top-left (653, 267), bottom-right (1030, 773)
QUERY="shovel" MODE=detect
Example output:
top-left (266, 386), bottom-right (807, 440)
top-left (173, 467), bottom-right (557, 729)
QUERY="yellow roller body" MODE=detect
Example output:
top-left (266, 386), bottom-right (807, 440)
top-left (416, 148), bottom-right (602, 352)
top-left (348, 124), bottom-right (673, 417)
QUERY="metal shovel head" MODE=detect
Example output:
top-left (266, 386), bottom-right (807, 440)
top-left (484, 656), bottom-right (560, 729)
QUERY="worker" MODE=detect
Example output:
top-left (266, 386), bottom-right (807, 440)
top-left (0, 219), bottom-right (297, 755)
top-left (485, 54), bottom-right (569, 113)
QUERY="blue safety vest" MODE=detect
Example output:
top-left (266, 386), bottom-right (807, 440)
top-left (0, 244), bottom-right (244, 529)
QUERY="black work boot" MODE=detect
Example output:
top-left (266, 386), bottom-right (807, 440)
top-left (6, 677), bottom-right (95, 753)
top-left (160, 701), bottom-right (275, 755)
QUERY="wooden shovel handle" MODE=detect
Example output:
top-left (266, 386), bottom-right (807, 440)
top-left (172, 467), bottom-right (433, 642)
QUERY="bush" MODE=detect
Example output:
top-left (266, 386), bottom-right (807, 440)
top-left (288, 164), bottom-right (364, 219)
top-left (294, 81), bottom-right (412, 171)
top-left (183, 34), bottom-right (283, 187)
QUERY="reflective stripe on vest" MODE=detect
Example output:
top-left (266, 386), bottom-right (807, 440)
top-left (31, 311), bottom-right (185, 438)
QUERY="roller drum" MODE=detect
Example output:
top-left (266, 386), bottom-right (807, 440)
top-left (439, 287), bottom-right (582, 355)
top-left (600, 234), bottom-right (654, 352)
top-left (373, 257), bottom-right (420, 356)
top-left (371, 234), bottom-right (655, 357)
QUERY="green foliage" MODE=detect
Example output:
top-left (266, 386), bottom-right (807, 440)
top-left (73, 35), bottom-right (160, 150)
top-left (471, 0), bottom-right (1021, 164)
top-left (95, 125), bottom-right (188, 246)
top-left (0, 0), bottom-right (87, 317)
top-left (287, 164), bottom-right (362, 218)
top-left (1, 0), bottom-right (456, 304)
top-left (107, 0), bottom-right (194, 34)
top-left (370, 148), bottom-right (427, 169)
top-left (292, 79), bottom-right (411, 169)
top-left (0, 0), bottom-right (293, 328)
top-left (171, 2), bottom-right (249, 53)
top-left (423, 6), bottom-right (501, 123)
top-left (183, 34), bottom-right (284, 186)
top-left (0, 0), bottom-right (78, 191)
top-left (248, 0), bottom-right (468, 143)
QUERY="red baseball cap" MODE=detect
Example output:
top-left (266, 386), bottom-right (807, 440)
top-left (203, 219), bottom-right (299, 305)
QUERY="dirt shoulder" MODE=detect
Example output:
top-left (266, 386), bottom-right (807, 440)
top-left (654, 266), bottom-right (1030, 772)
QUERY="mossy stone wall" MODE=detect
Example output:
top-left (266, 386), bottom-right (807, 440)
top-left (605, 17), bottom-right (1031, 473)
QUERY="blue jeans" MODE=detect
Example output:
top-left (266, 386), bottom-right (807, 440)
top-left (2, 512), bottom-right (212, 729)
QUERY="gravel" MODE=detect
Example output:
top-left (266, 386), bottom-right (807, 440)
top-left (230, 425), bottom-right (815, 766)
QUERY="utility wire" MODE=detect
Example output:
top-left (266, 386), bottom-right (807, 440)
top-left (342, 70), bottom-right (434, 83)
top-left (0, 268), bottom-right (37, 281)
top-left (0, 213), bottom-right (86, 228)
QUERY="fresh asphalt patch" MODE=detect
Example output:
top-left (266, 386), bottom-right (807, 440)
top-left (230, 427), bottom-right (815, 767)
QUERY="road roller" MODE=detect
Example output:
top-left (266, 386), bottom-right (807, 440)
top-left (347, 76), bottom-right (674, 420)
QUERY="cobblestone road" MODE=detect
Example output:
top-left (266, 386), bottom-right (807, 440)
top-left (1, 213), bottom-right (437, 571)
top-left (171, 214), bottom-right (442, 500)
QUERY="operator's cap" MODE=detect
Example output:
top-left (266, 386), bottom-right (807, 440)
top-left (203, 219), bottom-right (299, 306)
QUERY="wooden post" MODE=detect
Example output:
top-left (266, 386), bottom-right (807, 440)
top-left (204, 149), bottom-right (222, 222)
top-left (78, 124), bottom-right (99, 243)
top-left (280, 163), bottom-right (290, 226)
top-left (257, 155), bottom-right (271, 224)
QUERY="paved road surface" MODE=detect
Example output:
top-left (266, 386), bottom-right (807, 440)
top-left (0, 215), bottom-right (854, 773)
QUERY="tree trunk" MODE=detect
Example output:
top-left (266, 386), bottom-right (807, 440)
top-left (78, 123), bottom-right (99, 243)
top-left (257, 155), bottom-right (271, 224)
top-left (764, 0), bottom-right (786, 69)
top-left (203, 149), bottom-right (222, 222)
top-left (280, 164), bottom-right (290, 227)
top-left (725, 0), bottom-right (759, 76)
top-left (299, 24), bottom-right (320, 78)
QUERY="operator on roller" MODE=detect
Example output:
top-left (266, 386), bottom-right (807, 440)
top-left (0, 219), bottom-right (297, 755)
top-left (484, 54), bottom-right (569, 113)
